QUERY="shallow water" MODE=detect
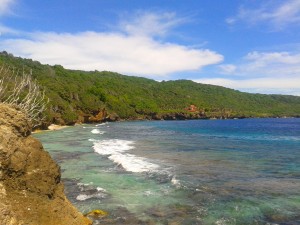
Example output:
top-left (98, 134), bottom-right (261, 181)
top-left (35, 118), bottom-right (300, 224)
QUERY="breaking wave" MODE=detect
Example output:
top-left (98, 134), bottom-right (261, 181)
top-left (90, 139), bottom-right (160, 173)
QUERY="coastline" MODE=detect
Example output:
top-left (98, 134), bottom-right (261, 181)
top-left (33, 124), bottom-right (70, 133)
top-left (33, 115), bottom-right (300, 132)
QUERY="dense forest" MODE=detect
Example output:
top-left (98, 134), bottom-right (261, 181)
top-left (0, 51), bottom-right (300, 128)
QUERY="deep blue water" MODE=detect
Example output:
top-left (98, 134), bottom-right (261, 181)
top-left (35, 118), bottom-right (300, 225)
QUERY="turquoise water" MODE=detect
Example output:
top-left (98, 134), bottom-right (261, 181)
top-left (34, 118), bottom-right (300, 224)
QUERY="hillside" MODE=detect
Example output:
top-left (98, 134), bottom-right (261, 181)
top-left (0, 51), bottom-right (300, 127)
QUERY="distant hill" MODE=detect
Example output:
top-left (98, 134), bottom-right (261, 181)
top-left (1, 51), bottom-right (299, 127)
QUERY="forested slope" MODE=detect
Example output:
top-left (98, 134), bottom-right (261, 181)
top-left (1, 51), bottom-right (299, 127)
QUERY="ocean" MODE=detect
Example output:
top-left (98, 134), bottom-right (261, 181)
top-left (34, 118), bottom-right (300, 225)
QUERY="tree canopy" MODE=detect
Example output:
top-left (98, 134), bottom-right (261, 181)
top-left (1, 51), bottom-right (299, 126)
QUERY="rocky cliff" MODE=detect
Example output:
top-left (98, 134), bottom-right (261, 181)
top-left (0, 104), bottom-right (91, 225)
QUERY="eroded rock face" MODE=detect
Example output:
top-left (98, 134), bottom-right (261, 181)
top-left (0, 104), bottom-right (91, 225)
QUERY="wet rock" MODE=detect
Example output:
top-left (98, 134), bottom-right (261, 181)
top-left (145, 204), bottom-right (201, 225)
top-left (147, 208), bottom-right (166, 217)
top-left (85, 209), bottom-right (108, 219)
top-left (94, 207), bottom-right (154, 225)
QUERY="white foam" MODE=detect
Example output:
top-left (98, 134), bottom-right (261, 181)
top-left (92, 139), bottom-right (159, 173)
top-left (91, 129), bottom-right (99, 134)
top-left (96, 187), bottom-right (106, 192)
top-left (93, 139), bottom-right (135, 155)
top-left (96, 122), bottom-right (108, 127)
top-left (171, 176), bottom-right (181, 187)
top-left (76, 183), bottom-right (107, 201)
top-left (108, 153), bottom-right (159, 173)
top-left (91, 129), bottom-right (105, 134)
top-left (77, 182), bottom-right (93, 186)
top-left (88, 138), bottom-right (99, 142)
top-left (76, 194), bottom-right (92, 201)
top-left (77, 183), bottom-right (107, 192)
top-left (143, 190), bottom-right (154, 196)
top-left (76, 192), bottom-right (106, 201)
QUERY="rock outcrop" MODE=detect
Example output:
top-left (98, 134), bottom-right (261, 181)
top-left (0, 104), bottom-right (91, 225)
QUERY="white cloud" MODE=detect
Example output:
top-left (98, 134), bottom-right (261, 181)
top-left (203, 50), bottom-right (300, 95)
top-left (225, 17), bottom-right (236, 25)
top-left (224, 3), bottom-right (299, 93)
top-left (227, 0), bottom-right (300, 29)
top-left (194, 77), bottom-right (300, 89)
top-left (218, 64), bottom-right (237, 74)
top-left (0, 0), bottom-right (17, 36)
top-left (119, 11), bottom-right (186, 37)
top-left (194, 77), bottom-right (300, 96)
top-left (0, 31), bottom-right (223, 77)
top-left (245, 51), bottom-right (300, 64)
top-left (218, 51), bottom-right (300, 78)
top-left (0, 23), bottom-right (18, 35)
top-left (0, 11), bottom-right (224, 77)
top-left (0, 0), bottom-right (15, 16)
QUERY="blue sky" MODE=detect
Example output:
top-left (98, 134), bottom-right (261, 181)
top-left (1, 0), bottom-right (300, 95)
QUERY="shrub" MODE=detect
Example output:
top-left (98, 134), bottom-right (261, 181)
top-left (0, 65), bottom-right (48, 127)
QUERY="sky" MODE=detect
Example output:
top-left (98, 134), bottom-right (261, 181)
top-left (0, 0), bottom-right (300, 96)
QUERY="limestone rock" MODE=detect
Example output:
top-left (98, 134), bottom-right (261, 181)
top-left (88, 108), bottom-right (107, 122)
top-left (0, 103), bottom-right (91, 225)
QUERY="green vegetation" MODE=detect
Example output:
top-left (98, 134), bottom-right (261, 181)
top-left (0, 51), bottom-right (299, 127)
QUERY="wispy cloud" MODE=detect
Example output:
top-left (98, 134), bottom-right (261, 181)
top-left (194, 77), bottom-right (300, 96)
top-left (0, 0), bottom-right (18, 35)
top-left (218, 64), bottom-right (237, 74)
top-left (205, 50), bottom-right (300, 95)
top-left (194, 77), bottom-right (300, 90)
top-left (119, 11), bottom-right (187, 38)
top-left (0, 0), bottom-right (15, 16)
top-left (219, 51), bottom-right (300, 78)
top-left (227, 0), bottom-right (300, 30)
top-left (0, 23), bottom-right (19, 35)
top-left (0, 12), bottom-right (223, 77)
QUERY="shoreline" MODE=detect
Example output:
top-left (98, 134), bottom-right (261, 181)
top-left (34, 116), bottom-right (300, 132)
top-left (33, 124), bottom-right (70, 133)
top-left (48, 124), bottom-right (69, 131)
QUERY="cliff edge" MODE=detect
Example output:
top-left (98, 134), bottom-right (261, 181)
top-left (0, 104), bottom-right (91, 225)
